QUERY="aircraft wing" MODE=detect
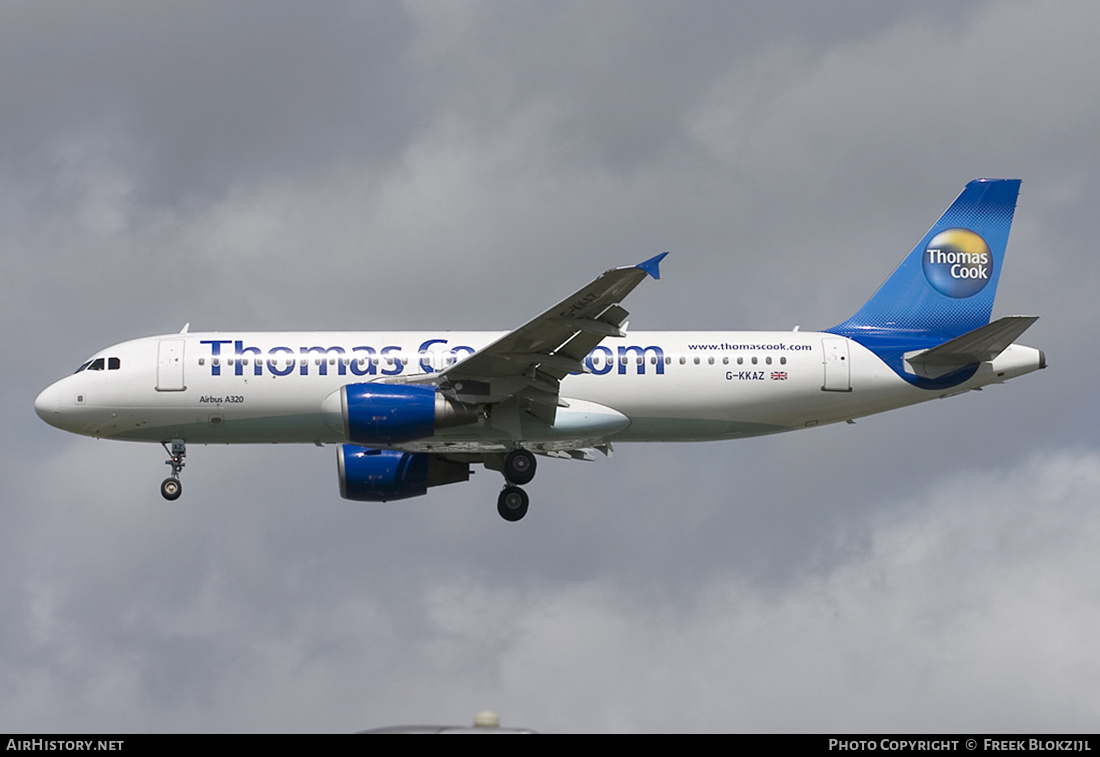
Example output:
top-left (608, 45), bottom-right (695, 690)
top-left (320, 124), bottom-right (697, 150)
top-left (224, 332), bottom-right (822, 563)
top-left (393, 252), bottom-right (667, 426)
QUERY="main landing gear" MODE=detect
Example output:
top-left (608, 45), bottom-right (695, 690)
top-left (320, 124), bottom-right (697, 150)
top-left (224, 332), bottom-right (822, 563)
top-left (497, 448), bottom-right (536, 522)
top-left (160, 438), bottom-right (186, 501)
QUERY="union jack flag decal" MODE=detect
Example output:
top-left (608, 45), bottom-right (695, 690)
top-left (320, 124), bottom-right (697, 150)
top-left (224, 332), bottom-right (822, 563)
top-left (771, 371), bottom-right (788, 380)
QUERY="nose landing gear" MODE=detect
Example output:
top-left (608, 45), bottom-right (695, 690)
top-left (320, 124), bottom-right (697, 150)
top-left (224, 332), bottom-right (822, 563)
top-left (160, 438), bottom-right (186, 501)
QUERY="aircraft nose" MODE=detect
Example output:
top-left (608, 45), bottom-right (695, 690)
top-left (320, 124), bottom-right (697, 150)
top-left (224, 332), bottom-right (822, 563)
top-left (34, 383), bottom-right (61, 427)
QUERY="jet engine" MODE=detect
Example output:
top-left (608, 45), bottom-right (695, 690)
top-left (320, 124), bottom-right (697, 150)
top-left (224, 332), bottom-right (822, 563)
top-left (325, 383), bottom-right (478, 444)
top-left (337, 445), bottom-right (470, 501)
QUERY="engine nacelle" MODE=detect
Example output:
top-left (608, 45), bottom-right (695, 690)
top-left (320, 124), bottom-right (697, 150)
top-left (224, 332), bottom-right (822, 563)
top-left (337, 445), bottom-right (470, 502)
top-left (326, 383), bottom-right (478, 444)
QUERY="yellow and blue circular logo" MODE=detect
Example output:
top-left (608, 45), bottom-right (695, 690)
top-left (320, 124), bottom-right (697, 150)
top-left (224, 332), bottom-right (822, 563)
top-left (922, 228), bottom-right (992, 298)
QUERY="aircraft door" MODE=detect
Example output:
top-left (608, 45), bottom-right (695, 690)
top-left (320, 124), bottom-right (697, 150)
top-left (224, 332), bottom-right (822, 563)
top-left (821, 337), bottom-right (851, 392)
top-left (157, 339), bottom-right (186, 391)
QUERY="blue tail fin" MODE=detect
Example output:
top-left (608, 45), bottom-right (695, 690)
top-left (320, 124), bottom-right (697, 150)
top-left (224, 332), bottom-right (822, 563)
top-left (828, 179), bottom-right (1020, 345)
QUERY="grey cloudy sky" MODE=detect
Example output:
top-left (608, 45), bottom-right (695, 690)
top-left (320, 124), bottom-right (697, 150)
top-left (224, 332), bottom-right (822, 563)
top-left (5, 0), bottom-right (1099, 733)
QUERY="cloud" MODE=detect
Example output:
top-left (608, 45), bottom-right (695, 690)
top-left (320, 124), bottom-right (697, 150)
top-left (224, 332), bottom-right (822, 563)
top-left (5, 444), bottom-right (1096, 732)
top-left (491, 448), bottom-right (1100, 732)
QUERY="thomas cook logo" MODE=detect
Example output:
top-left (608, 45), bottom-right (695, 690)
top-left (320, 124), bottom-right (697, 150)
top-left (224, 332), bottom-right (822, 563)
top-left (922, 228), bottom-right (993, 298)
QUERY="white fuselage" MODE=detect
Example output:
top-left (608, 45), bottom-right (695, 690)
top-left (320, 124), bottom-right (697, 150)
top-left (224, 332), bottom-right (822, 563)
top-left (34, 330), bottom-right (1044, 453)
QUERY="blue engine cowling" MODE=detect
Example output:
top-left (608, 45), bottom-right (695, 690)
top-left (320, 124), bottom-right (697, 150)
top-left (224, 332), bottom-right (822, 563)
top-left (337, 384), bottom-right (477, 444)
top-left (337, 445), bottom-right (470, 502)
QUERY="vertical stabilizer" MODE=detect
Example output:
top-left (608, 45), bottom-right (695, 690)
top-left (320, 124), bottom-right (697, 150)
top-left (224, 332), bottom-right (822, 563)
top-left (828, 179), bottom-right (1020, 344)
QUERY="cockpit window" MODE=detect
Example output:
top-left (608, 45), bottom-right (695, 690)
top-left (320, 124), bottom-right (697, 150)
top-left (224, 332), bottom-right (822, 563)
top-left (74, 356), bottom-right (120, 373)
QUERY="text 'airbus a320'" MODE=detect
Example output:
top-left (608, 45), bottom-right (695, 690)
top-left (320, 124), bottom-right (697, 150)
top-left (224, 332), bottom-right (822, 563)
top-left (36, 179), bottom-right (1044, 520)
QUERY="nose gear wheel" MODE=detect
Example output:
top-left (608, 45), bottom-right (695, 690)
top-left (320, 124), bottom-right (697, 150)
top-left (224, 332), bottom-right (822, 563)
top-left (160, 438), bottom-right (186, 501)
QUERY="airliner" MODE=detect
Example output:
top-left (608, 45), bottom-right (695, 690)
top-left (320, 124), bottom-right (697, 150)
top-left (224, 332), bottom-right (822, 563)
top-left (35, 179), bottom-right (1044, 521)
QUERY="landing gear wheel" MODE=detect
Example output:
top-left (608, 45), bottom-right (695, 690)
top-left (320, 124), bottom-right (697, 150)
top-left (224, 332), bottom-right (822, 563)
top-left (497, 486), bottom-right (529, 522)
top-left (160, 438), bottom-right (187, 501)
top-left (161, 478), bottom-right (182, 501)
top-left (503, 449), bottom-right (537, 486)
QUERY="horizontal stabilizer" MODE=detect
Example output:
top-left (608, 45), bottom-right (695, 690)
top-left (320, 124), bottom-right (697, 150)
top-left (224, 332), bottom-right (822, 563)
top-left (904, 315), bottom-right (1038, 378)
